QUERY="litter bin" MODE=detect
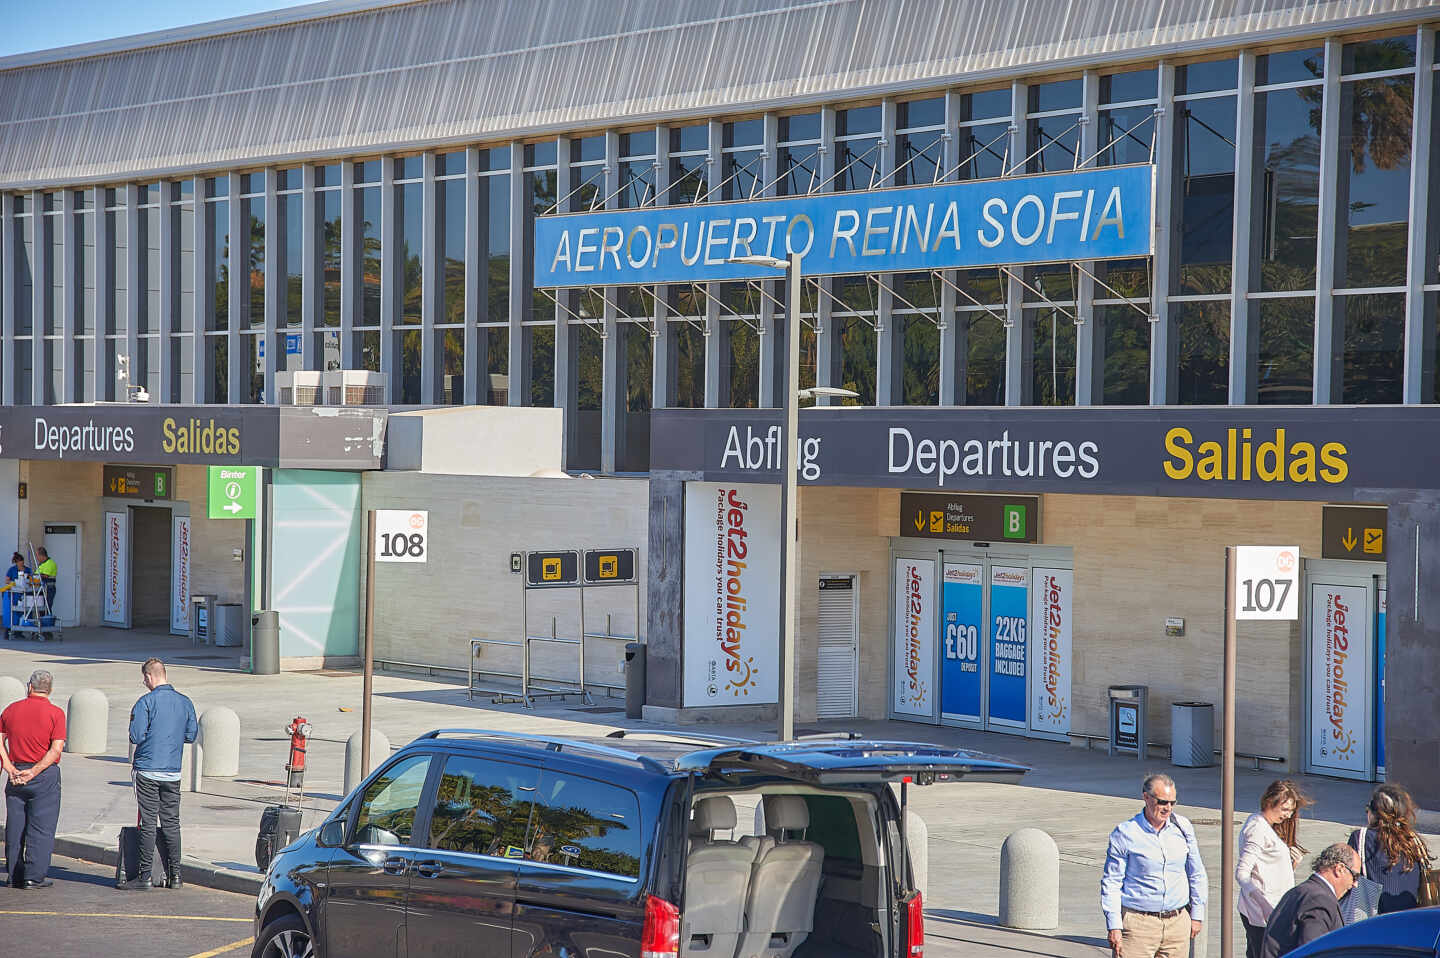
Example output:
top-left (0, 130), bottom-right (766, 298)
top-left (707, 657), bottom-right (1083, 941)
top-left (1108, 685), bottom-right (1148, 759)
top-left (624, 642), bottom-right (647, 719)
top-left (252, 610), bottom-right (280, 675)
top-left (215, 603), bottom-right (243, 647)
top-left (1171, 702), bottom-right (1216, 767)
top-left (190, 594), bottom-right (217, 645)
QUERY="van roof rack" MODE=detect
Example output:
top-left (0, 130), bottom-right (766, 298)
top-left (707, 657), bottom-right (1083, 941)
top-left (420, 728), bottom-right (666, 773)
top-left (605, 728), bottom-right (761, 748)
top-left (792, 731), bottom-right (864, 741)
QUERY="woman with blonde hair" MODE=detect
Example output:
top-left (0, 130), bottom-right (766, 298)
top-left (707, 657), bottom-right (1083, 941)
top-left (1236, 779), bottom-right (1311, 958)
top-left (1349, 784), bottom-right (1434, 913)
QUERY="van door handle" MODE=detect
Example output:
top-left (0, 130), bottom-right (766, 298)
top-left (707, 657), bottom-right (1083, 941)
top-left (382, 856), bottom-right (409, 876)
top-left (414, 860), bottom-right (445, 878)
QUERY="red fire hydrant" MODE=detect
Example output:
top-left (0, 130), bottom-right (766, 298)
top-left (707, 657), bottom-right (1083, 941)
top-left (285, 716), bottom-right (313, 790)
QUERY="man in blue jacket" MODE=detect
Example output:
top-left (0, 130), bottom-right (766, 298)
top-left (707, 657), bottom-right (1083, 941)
top-left (122, 658), bottom-right (197, 891)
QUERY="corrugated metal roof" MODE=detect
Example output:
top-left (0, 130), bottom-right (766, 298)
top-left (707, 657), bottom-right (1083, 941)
top-left (0, 0), bottom-right (1433, 189)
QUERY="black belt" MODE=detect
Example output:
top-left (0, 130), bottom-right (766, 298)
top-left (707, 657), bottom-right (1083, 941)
top-left (1128, 907), bottom-right (1186, 920)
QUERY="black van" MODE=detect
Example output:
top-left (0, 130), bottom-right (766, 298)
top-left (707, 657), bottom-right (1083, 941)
top-left (251, 729), bottom-right (1027, 958)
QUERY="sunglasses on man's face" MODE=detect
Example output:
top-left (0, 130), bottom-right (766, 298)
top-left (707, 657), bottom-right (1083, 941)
top-left (1149, 797), bottom-right (1177, 807)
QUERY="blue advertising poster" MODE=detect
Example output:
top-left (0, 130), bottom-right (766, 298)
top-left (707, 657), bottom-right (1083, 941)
top-left (941, 563), bottom-right (984, 722)
top-left (535, 164), bottom-right (1154, 287)
top-left (988, 566), bottom-right (1029, 728)
top-left (1377, 588), bottom-right (1386, 773)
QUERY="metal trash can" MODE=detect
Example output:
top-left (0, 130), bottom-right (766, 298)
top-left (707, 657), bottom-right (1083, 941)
top-left (190, 594), bottom-right (217, 645)
top-left (252, 610), bottom-right (280, 675)
top-left (1171, 702), bottom-right (1216, 767)
top-left (214, 603), bottom-right (243, 647)
top-left (624, 642), bottom-right (647, 719)
top-left (1108, 685), bottom-right (1148, 759)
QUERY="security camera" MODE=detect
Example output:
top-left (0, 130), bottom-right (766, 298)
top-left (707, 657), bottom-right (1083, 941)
top-left (130, 387), bottom-right (150, 403)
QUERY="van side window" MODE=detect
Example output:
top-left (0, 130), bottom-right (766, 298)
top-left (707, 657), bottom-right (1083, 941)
top-left (528, 771), bottom-right (643, 879)
top-left (352, 754), bottom-right (432, 847)
top-left (425, 756), bottom-right (539, 858)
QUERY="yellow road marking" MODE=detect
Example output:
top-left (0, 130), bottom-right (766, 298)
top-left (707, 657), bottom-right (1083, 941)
top-left (0, 909), bottom-right (250, 922)
top-left (187, 936), bottom-right (255, 958)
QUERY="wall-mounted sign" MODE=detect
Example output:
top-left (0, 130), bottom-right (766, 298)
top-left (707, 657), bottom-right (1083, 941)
top-left (535, 164), bottom-right (1154, 287)
top-left (1233, 546), bottom-right (1300, 621)
top-left (892, 557), bottom-right (936, 718)
top-left (374, 510), bottom-right (428, 563)
top-left (1322, 505), bottom-right (1387, 561)
top-left (527, 550), bottom-right (580, 587)
top-left (900, 492), bottom-right (1039, 543)
top-left (583, 548), bottom-right (636, 584)
top-left (208, 466), bottom-right (259, 519)
top-left (1308, 581), bottom-right (1372, 777)
top-left (103, 465), bottom-right (173, 500)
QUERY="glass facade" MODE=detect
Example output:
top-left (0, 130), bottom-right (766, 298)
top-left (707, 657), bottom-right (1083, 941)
top-left (3, 26), bottom-right (1439, 464)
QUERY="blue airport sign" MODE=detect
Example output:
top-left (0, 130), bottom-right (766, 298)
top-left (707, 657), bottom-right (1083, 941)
top-left (534, 164), bottom-right (1154, 287)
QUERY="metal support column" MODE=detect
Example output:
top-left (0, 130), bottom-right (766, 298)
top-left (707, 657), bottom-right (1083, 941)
top-left (464, 146), bottom-right (483, 405)
top-left (1005, 81), bottom-right (1029, 405)
top-left (0, 194), bottom-right (11, 407)
top-left (876, 99), bottom-right (900, 406)
top-left (379, 156), bottom-right (397, 404)
top-left (508, 142), bottom-right (529, 405)
top-left (63, 189), bottom-right (79, 403)
top-left (1150, 64), bottom-right (1179, 405)
top-left (939, 90), bottom-right (964, 406)
top-left (192, 185), bottom-right (208, 404)
top-left (652, 126), bottom-right (673, 411)
top-left (600, 131), bottom-right (622, 473)
top-left (263, 171), bottom-right (281, 404)
top-left (340, 161), bottom-right (358, 372)
top-left (703, 119), bottom-right (727, 408)
top-left (227, 175), bottom-right (244, 403)
top-left (1075, 73), bottom-right (1102, 405)
top-left (301, 164), bottom-right (318, 374)
top-left (1313, 39), bottom-right (1344, 405)
top-left (34, 190), bottom-right (50, 405)
top-left (1404, 27), bottom-right (1437, 404)
top-left (420, 151), bottom-right (439, 404)
top-left (759, 112), bottom-right (781, 408)
top-left (814, 106), bottom-right (839, 404)
top-left (1228, 51), bottom-right (1258, 405)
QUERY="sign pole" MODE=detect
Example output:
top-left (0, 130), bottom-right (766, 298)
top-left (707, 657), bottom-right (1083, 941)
top-left (361, 509), bottom-right (376, 778)
top-left (1221, 546), bottom-right (1237, 958)
top-left (777, 252), bottom-right (802, 742)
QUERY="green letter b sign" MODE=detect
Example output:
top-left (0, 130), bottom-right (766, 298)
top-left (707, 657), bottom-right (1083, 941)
top-left (1002, 504), bottom-right (1026, 539)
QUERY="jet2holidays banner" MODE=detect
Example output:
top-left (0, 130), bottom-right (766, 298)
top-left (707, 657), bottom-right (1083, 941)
top-left (534, 165), bottom-right (1153, 286)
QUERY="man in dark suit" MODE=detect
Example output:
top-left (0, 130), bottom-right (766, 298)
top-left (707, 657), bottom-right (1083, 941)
top-left (1260, 843), bottom-right (1361, 958)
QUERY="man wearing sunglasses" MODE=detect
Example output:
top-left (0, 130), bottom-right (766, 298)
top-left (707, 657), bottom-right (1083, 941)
top-left (1101, 773), bottom-right (1208, 957)
top-left (1258, 843), bottom-right (1359, 958)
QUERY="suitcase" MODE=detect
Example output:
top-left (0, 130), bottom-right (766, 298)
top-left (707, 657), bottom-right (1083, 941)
top-left (115, 825), bottom-right (171, 885)
top-left (255, 805), bottom-right (303, 870)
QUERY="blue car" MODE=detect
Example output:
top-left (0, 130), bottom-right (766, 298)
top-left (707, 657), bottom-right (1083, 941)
top-left (1288, 907), bottom-right (1440, 957)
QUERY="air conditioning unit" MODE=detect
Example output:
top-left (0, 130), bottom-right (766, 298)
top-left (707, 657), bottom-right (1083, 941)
top-left (323, 370), bottom-right (386, 406)
top-left (275, 371), bottom-right (323, 405)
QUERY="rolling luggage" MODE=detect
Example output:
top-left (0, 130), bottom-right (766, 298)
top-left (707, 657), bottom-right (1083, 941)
top-left (255, 805), bottom-right (303, 870)
top-left (115, 825), bottom-right (171, 885)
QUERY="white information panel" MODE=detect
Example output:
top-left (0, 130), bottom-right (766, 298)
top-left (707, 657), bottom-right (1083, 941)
top-left (102, 510), bottom-right (128, 625)
top-left (682, 482), bottom-right (781, 706)
top-left (374, 509), bottom-right (429, 563)
top-left (892, 557), bottom-right (936, 717)
top-left (169, 515), bottom-right (191, 634)
top-left (1233, 546), bottom-right (1300, 620)
top-left (1308, 582), bottom-right (1372, 777)
top-left (1030, 568), bottom-right (1073, 738)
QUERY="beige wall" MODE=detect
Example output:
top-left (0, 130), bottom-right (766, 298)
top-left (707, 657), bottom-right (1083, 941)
top-left (796, 488), bottom-right (1323, 766)
top-left (363, 473), bottom-right (648, 685)
top-left (18, 461), bottom-right (244, 628)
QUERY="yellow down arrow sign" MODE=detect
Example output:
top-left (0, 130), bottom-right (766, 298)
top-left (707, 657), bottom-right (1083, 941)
top-left (1342, 528), bottom-right (1358, 551)
top-left (914, 509), bottom-right (926, 532)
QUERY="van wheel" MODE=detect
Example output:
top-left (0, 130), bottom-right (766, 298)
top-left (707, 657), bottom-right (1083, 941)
top-left (253, 914), bottom-right (314, 958)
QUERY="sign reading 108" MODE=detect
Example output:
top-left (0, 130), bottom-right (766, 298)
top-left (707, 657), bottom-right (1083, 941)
top-left (374, 510), bottom-right (429, 564)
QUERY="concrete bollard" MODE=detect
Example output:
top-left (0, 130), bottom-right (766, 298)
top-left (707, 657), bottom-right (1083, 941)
top-left (344, 730), bottom-right (391, 794)
top-left (907, 809), bottom-right (929, 902)
top-left (0, 675), bottom-right (24, 711)
top-left (65, 688), bottom-right (109, 754)
top-left (999, 827), bottom-right (1059, 930)
top-left (197, 707), bottom-right (240, 777)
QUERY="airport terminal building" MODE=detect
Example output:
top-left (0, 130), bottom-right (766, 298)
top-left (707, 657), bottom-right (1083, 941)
top-left (3, 0), bottom-right (1440, 801)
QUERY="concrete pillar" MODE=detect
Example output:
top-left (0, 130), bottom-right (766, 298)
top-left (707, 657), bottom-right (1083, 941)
top-left (344, 728), bottom-right (390, 794)
top-left (197, 706), bottom-right (240, 777)
top-left (999, 827), bottom-right (1059, 929)
top-left (64, 688), bottom-right (109, 755)
top-left (0, 675), bottom-right (24, 711)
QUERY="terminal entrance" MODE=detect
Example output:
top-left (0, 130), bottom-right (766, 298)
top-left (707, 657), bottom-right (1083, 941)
top-left (889, 542), bottom-right (1072, 740)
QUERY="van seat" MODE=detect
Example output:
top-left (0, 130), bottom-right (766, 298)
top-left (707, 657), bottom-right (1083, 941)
top-left (682, 796), bottom-right (752, 958)
top-left (736, 795), bottom-right (824, 958)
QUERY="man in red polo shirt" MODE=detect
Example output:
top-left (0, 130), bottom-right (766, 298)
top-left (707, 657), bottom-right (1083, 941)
top-left (1, 669), bottom-right (66, 888)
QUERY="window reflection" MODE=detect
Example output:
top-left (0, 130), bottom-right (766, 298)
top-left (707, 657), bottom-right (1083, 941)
top-left (1027, 307), bottom-right (1076, 405)
top-left (1176, 96), bottom-right (1237, 293)
top-left (1257, 297), bottom-right (1314, 403)
top-left (1257, 88), bottom-right (1321, 291)
top-left (1341, 293), bottom-right (1404, 403)
top-left (1175, 301), bottom-right (1229, 404)
top-left (1336, 72), bottom-right (1412, 288)
top-left (1100, 306), bottom-right (1150, 404)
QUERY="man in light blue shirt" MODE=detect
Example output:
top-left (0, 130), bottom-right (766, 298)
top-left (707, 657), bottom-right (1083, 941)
top-left (1101, 773), bottom-right (1208, 957)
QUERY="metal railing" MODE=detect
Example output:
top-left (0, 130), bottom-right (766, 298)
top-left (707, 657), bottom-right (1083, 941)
top-left (1069, 731), bottom-right (1283, 770)
top-left (467, 615), bottom-right (635, 708)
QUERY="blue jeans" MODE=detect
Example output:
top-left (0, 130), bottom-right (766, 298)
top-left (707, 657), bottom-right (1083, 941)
top-left (5, 765), bottom-right (61, 883)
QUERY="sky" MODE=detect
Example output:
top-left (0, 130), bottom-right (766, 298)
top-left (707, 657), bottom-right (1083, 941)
top-left (0, 0), bottom-right (311, 57)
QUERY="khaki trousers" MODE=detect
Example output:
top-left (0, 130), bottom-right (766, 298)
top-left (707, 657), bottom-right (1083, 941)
top-left (1120, 907), bottom-right (1189, 958)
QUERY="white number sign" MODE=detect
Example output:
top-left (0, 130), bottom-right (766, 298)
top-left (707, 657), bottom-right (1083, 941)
top-left (1233, 546), bottom-right (1300, 620)
top-left (375, 510), bottom-right (428, 563)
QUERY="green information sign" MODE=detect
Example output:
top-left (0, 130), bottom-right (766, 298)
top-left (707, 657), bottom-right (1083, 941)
top-left (207, 466), bottom-right (259, 519)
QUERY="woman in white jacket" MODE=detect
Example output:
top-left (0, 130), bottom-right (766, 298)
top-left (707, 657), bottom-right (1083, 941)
top-left (1236, 779), bottom-right (1312, 958)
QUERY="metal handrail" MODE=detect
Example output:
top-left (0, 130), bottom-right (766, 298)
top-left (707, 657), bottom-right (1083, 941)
top-left (467, 630), bottom-right (630, 708)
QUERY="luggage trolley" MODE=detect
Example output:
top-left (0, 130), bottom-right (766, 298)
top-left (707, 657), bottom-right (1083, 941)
top-left (7, 543), bottom-right (61, 643)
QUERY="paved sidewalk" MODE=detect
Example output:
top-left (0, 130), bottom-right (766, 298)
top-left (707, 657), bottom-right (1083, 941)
top-left (0, 628), bottom-right (1425, 957)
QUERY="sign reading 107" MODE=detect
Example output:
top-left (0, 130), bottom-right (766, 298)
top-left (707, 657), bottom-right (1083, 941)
top-left (375, 510), bottom-right (429, 564)
top-left (1233, 545), bottom-right (1300, 621)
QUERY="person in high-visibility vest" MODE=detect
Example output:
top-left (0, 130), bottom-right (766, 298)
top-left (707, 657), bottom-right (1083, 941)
top-left (34, 548), bottom-right (57, 616)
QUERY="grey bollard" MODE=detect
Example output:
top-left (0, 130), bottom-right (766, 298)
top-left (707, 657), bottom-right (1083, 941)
top-left (344, 730), bottom-right (391, 794)
top-left (907, 810), bottom-right (929, 901)
top-left (197, 706), bottom-right (241, 777)
top-left (0, 675), bottom-right (24, 711)
top-left (999, 827), bottom-right (1059, 930)
top-left (65, 688), bottom-right (109, 754)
